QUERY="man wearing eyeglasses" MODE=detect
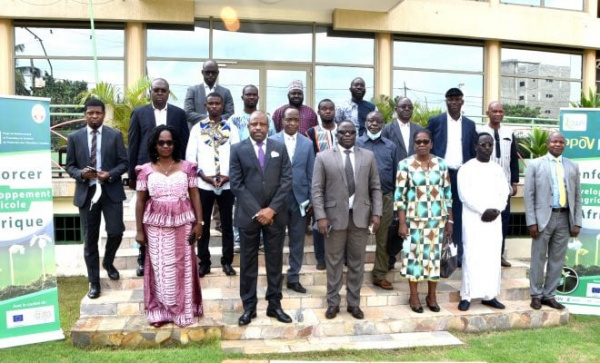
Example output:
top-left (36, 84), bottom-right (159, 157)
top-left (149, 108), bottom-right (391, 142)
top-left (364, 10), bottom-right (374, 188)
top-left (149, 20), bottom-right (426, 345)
top-left (128, 78), bottom-right (189, 276)
top-left (184, 60), bottom-right (235, 127)
top-left (312, 120), bottom-right (382, 320)
top-left (478, 101), bottom-right (519, 268)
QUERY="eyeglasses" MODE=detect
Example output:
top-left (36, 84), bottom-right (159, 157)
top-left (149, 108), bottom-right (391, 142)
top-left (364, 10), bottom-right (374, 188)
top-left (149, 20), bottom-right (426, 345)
top-left (157, 140), bottom-right (174, 147)
top-left (414, 139), bottom-right (431, 145)
top-left (338, 130), bottom-right (357, 136)
top-left (202, 70), bottom-right (219, 75)
top-left (478, 142), bottom-right (493, 148)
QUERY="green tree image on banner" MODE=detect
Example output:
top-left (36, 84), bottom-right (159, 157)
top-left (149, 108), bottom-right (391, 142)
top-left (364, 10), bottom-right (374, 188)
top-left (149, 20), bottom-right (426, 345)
top-left (0, 96), bottom-right (64, 348)
top-left (557, 108), bottom-right (600, 315)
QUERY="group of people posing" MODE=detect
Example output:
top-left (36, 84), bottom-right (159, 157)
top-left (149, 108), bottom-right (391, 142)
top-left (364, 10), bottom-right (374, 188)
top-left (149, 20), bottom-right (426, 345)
top-left (65, 59), bottom-right (582, 329)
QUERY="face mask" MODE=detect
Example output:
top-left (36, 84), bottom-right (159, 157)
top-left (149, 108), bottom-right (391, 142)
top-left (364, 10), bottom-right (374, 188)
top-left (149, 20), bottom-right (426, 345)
top-left (367, 130), bottom-right (381, 140)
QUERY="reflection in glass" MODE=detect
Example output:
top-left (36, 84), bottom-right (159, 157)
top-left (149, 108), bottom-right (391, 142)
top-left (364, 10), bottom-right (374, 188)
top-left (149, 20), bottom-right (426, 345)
top-left (147, 26), bottom-right (209, 58)
top-left (393, 70), bottom-right (484, 121)
top-left (500, 0), bottom-right (583, 11)
top-left (213, 22), bottom-right (312, 62)
top-left (147, 61), bottom-right (203, 108)
top-left (315, 66), bottom-right (374, 107)
top-left (394, 41), bottom-right (483, 72)
top-left (315, 27), bottom-right (374, 65)
top-left (217, 68), bottom-right (260, 114)
top-left (15, 27), bottom-right (124, 57)
top-left (266, 70), bottom-right (307, 115)
top-left (501, 48), bottom-right (582, 79)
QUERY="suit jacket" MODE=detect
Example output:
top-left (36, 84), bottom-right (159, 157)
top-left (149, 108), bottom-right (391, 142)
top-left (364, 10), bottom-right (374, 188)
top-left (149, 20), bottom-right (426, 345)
top-left (312, 146), bottom-right (382, 230)
top-left (269, 132), bottom-right (315, 205)
top-left (184, 83), bottom-right (234, 125)
top-left (427, 113), bottom-right (477, 164)
top-left (127, 103), bottom-right (189, 181)
top-left (524, 154), bottom-right (582, 233)
top-left (66, 126), bottom-right (128, 208)
top-left (381, 119), bottom-right (424, 161)
top-left (229, 138), bottom-right (293, 228)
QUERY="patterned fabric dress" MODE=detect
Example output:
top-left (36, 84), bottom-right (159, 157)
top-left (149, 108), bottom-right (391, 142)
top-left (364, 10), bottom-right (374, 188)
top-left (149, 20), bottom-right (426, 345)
top-left (136, 161), bottom-right (203, 327)
top-left (394, 155), bottom-right (452, 281)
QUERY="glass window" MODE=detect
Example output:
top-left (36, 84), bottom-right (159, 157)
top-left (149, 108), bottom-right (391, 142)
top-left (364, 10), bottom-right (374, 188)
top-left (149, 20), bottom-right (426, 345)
top-left (147, 60), bottom-right (202, 108)
top-left (394, 41), bottom-right (483, 72)
top-left (315, 66), bottom-right (375, 107)
top-left (147, 24), bottom-right (209, 59)
top-left (265, 70), bottom-right (308, 115)
top-left (315, 27), bottom-right (374, 65)
top-left (501, 48), bottom-right (582, 119)
top-left (218, 68), bottom-right (261, 114)
top-left (500, 0), bottom-right (583, 11)
top-left (213, 22), bottom-right (312, 62)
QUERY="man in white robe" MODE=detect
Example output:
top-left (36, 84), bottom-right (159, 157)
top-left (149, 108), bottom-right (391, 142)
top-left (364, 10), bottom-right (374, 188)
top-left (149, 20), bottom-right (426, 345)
top-left (457, 132), bottom-right (509, 311)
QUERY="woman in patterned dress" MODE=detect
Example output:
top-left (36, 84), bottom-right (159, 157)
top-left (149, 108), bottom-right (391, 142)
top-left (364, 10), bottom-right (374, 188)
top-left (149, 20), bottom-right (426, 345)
top-left (395, 129), bottom-right (453, 313)
top-left (135, 125), bottom-right (203, 327)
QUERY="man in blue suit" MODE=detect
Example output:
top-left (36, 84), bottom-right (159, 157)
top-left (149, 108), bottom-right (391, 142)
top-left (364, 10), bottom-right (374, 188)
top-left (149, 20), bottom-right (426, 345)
top-left (127, 78), bottom-right (189, 276)
top-left (270, 107), bottom-right (315, 294)
top-left (427, 88), bottom-right (478, 266)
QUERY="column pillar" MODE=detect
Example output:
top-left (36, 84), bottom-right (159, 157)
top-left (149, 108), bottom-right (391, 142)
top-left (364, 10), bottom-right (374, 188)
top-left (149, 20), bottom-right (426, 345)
top-left (0, 19), bottom-right (15, 94)
top-left (125, 22), bottom-right (146, 89)
top-left (582, 48), bottom-right (596, 94)
top-left (375, 32), bottom-right (392, 97)
top-left (484, 39), bottom-right (501, 110)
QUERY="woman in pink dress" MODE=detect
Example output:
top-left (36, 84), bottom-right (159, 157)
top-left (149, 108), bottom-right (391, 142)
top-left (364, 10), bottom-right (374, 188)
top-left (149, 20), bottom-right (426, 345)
top-left (135, 125), bottom-right (203, 327)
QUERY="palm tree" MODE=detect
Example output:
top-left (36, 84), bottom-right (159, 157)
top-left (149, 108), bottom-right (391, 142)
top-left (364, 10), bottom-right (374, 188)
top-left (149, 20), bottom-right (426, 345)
top-left (412, 100), bottom-right (442, 128)
top-left (518, 127), bottom-right (550, 159)
top-left (371, 95), bottom-right (397, 123)
top-left (570, 88), bottom-right (600, 108)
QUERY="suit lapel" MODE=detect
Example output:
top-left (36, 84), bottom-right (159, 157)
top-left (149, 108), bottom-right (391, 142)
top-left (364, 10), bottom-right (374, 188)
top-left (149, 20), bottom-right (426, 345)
top-left (394, 122), bottom-right (407, 154)
top-left (100, 127), bottom-right (108, 168)
top-left (333, 148), bottom-right (348, 189)
top-left (243, 139), bottom-right (263, 174)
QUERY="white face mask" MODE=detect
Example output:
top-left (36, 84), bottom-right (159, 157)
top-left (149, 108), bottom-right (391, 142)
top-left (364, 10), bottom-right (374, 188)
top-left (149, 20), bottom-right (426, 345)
top-left (367, 130), bottom-right (381, 140)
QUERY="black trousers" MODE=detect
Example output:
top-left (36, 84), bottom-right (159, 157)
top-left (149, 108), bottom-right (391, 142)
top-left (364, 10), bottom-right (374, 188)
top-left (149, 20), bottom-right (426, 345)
top-left (198, 188), bottom-right (234, 267)
top-left (239, 222), bottom-right (285, 311)
top-left (448, 169), bottom-right (464, 264)
top-left (80, 185), bottom-right (124, 284)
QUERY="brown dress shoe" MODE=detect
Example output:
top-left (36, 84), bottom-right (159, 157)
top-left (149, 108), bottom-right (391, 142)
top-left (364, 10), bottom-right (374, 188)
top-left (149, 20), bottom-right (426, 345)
top-left (501, 257), bottom-right (512, 267)
top-left (530, 297), bottom-right (542, 310)
top-left (373, 278), bottom-right (393, 290)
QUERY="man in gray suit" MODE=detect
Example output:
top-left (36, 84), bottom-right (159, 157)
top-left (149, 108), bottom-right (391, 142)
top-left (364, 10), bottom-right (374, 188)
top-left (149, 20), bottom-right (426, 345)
top-left (230, 111), bottom-right (293, 325)
top-left (312, 120), bottom-right (382, 320)
top-left (381, 96), bottom-right (423, 269)
top-left (66, 98), bottom-right (128, 299)
top-left (524, 131), bottom-right (582, 310)
top-left (270, 107), bottom-right (315, 294)
top-left (184, 60), bottom-right (235, 126)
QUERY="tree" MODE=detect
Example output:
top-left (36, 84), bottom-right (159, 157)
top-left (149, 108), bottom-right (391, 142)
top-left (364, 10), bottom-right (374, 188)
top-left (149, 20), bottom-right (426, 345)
top-left (371, 95), bottom-right (397, 123)
top-left (570, 88), bottom-right (600, 108)
top-left (503, 104), bottom-right (541, 118)
top-left (412, 100), bottom-right (442, 128)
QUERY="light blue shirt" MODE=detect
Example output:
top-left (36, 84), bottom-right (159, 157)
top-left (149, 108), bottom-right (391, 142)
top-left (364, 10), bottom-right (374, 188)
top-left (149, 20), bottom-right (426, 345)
top-left (87, 125), bottom-right (102, 186)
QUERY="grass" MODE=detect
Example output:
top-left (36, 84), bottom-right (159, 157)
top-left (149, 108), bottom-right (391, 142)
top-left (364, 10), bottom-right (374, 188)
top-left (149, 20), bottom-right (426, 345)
top-left (1, 277), bottom-right (600, 362)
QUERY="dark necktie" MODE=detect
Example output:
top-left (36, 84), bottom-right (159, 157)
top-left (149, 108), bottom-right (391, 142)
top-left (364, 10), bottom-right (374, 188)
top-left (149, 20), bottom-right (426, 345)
top-left (90, 130), bottom-right (98, 168)
top-left (494, 129), bottom-right (501, 157)
top-left (257, 141), bottom-right (265, 170)
top-left (344, 149), bottom-right (355, 196)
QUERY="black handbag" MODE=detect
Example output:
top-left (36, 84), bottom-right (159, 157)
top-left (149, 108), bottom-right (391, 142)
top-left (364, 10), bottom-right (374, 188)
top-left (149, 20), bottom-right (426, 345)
top-left (440, 235), bottom-right (458, 278)
top-left (387, 216), bottom-right (404, 257)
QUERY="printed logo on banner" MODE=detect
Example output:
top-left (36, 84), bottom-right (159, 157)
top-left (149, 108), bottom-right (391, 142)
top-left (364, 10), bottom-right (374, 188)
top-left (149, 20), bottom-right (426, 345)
top-left (563, 113), bottom-right (587, 131)
top-left (587, 283), bottom-right (600, 298)
top-left (31, 104), bottom-right (46, 124)
top-left (6, 306), bottom-right (55, 329)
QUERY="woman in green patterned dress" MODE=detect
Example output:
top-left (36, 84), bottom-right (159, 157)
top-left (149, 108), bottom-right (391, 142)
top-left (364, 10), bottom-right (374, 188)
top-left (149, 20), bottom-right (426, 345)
top-left (395, 129), bottom-right (453, 313)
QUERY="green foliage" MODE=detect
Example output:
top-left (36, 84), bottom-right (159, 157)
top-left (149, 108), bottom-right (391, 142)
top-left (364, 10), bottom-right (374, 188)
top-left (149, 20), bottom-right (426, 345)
top-left (371, 94), bottom-right (397, 123)
top-left (570, 88), bottom-right (600, 108)
top-left (33, 73), bottom-right (88, 107)
top-left (504, 104), bottom-right (542, 118)
top-left (412, 100), bottom-right (442, 128)
top-left (518, 127), bottom-right (549, 159)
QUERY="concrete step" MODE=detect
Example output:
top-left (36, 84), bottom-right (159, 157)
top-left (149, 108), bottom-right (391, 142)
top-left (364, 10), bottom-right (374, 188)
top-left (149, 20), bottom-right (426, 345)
top-left (71, 299), bottom-right (568, 348)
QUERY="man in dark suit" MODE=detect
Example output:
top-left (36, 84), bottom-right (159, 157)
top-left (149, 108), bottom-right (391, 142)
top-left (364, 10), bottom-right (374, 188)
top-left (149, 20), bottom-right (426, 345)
top-left (524, 131), bottom-right (582, 310)
top-left (381, 96), bottom-right (423, 269)
top-left (312, 120), bottom-right (382, 320)
top-left (127, 78), bottom-right (189, 276)
top-left (184, 60), bottom-right (235, 126)
top-left (230, 110), bottom-right (293, 325)
top-left (427, 88), bottom-right (478, 266)
top-left (66, 98), bottom-right (128, 299)
top-left (269, 107), bottom-right (315, 294)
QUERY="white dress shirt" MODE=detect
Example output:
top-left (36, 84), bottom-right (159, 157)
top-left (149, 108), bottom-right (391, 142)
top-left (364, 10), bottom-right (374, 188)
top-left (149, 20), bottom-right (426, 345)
top-left (340, 145), bottom-right (356, 208)
top-left (444, 113), bottom-right (464, 169)
top-left (397, 119), bottom-right (411, 153)
top-left (152, 103), bottom-right (168, 126)
top-left (284, 132), bottom-right (297, 163)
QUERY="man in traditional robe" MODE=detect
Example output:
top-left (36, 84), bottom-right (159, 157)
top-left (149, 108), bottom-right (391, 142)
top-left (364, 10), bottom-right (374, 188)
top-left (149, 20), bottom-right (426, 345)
top-left (456, 132), bottom-right (509, 311)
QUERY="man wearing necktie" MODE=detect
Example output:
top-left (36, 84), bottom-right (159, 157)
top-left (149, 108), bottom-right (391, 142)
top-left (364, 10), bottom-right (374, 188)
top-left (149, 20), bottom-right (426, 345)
top-left (312, 120), bottom-right (382, 320)
top-left (524, 131), bottom-right (582, 310)
top-left (229, 110), bottom-right (293, 326)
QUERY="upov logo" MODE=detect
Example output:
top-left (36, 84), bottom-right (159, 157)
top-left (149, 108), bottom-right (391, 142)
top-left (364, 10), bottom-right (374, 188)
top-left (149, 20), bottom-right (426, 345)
top-left (563, 113), bottom-right (587, 131)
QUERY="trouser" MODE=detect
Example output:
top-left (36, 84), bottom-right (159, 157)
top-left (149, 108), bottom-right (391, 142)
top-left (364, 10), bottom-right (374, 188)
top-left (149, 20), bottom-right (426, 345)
top-left (286, 196), bottom-right (307, 283)
top-left (448, 169), bottom-right (464, 265)
top-left (198, 188), bottom-right (234, 267)
top-left (501, 195), bottom-right (511, 256)
top-left (372, 193), bottom-right (393, 280)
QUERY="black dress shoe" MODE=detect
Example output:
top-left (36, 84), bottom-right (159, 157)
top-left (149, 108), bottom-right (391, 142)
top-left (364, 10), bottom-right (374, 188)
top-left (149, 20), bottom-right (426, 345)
top-left (103, 264), bottom-right (120, 281)
top-left (346, 306), bottom-right (364, 319)
top-left (266, 307), bottom-right (292, 323)
top-left (325, 305), bottom-right (339, 319)
top-left (482, 298), bottom-right (505, 309)
top-left (541, 298), bottom-right (565, 310)
top-left (458, 300), bottom-right (470, 311)
top-left (222, 264), bottom-right (236, 276)
top-left (87, 283), bottom-right (101, 299)
top-left (287, 282), bottom-right (307, 293)
top-left (238, 310), bottom-right (257, 326)
top-left (316, 261), bottom-right (326, 271)
top-left (198, 265), bottom-right (211, 278)
top-left (425, 296), bottom-right (441, 312)
top-left (136, 264), bottom-right (144, 277)
top-left (530, 297), bottom-right (542, 310)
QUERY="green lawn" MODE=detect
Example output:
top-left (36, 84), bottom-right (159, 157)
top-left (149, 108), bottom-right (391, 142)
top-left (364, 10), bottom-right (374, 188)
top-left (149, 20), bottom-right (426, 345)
top-left (1, 276), bottom-right (600, 363)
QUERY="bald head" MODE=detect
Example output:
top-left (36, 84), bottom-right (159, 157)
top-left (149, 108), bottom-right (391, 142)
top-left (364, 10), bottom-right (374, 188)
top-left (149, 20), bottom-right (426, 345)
top-left (486, 101), bottom-right (504, 127)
